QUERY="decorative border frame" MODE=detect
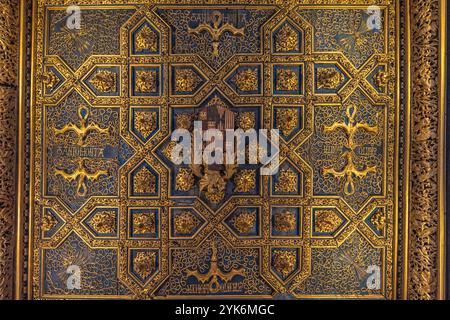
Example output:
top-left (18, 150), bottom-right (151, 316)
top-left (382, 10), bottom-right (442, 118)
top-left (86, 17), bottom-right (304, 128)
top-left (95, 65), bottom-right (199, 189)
top-left (0, 0), bottom-right (446, 300)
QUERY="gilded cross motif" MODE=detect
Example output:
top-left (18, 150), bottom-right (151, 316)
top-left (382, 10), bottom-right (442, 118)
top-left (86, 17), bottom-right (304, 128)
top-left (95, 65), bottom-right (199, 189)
top-left (185, 241), bottom-right (245, 293)
top-left (55, 159), bottom-right (108, 197)
top-left (188, 11), bottom-right (244, 57)
top-left (53, 105), bottom-right (110, 146)
top-left (322, 105), bottom-right (378, 195)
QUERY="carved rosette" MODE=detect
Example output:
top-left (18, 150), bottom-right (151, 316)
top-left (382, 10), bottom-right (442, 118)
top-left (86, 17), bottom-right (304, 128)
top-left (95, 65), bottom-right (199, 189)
top-left (407, 0), bottom-right (446, 300)
top-left (0, 0), bottom-right (19, 300)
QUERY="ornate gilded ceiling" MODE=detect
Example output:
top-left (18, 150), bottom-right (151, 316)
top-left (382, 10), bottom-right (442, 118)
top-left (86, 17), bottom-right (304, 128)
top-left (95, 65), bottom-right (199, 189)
top-left (26, 0), bottom-right (399, 299)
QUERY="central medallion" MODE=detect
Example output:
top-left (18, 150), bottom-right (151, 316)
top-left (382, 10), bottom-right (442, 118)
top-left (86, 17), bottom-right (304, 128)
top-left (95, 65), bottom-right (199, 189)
top-left (157, 90), bottom-right (263, 210)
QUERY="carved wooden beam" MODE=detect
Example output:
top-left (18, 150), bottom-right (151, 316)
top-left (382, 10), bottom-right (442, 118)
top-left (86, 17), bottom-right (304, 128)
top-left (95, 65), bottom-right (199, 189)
top-left (405, 0), bottom-right (446, 300)
top-left (0, 0), bottom-right (19, 300)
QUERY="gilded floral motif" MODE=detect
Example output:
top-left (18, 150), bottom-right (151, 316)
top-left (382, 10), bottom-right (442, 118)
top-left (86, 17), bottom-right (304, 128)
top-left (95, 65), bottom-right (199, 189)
top-left (276, 69), bottom-right (298, 91)
top-left (90, 70), bottom-right (116, 93)
top-left (275, 168), bottom-right (298, 193)
top-left (276, 108), bottom-right (298, 137)
top-left (234, 169), bottom-right (256, 193)
top-left (273, 250), bottom-right (296, 278)
top-left (316, 67), bottom-right (344, 90)
top-left (374, 71), bottom-right (388, 89)
top-left (90, 210), bottom-right (116, 234)
top-left (175, 113), bottom-right (192, 130)
top-left (237, 112), bottom-right (255, 131)
top-left (133, 251), bottom-right (157, 279)
top-left (42, 211), bottom-right (59, 233)
top-left (234, 68), bottom-right (258, 92)
top-left (43, 70), bottom-right (59, 91)
top-left (233, 210), bottom-right (256, 234)
top-left (275, 24), bottom-right (299, 52)
top-left (175, 168), bottom-right (195, 191)
top-left (314, 210), bottom-right (342, 234)
top-left (174, 211), bottom-right (199, 235)
top-left (135, 25), bottom-right (158, 53)
top-left (274, 210), bottom-right (296, 233)
top-left (370, 209), bottom-right (386, 232)
top-left (163, 141), bottom-right (177, 163)
top-left (175, 68), bottom-right (201, 92)
top-left (133, 167), bottom-right (156, 194)
top-left (135, 70), bottom-right (157, 93)
top-left (133, 212), bottom-right (156, 235)
top-left (135, 111), bottom-right (157, 138)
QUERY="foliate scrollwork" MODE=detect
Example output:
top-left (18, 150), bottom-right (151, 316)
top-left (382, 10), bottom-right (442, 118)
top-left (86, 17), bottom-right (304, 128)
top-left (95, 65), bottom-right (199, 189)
top-left (407, 0), bottom-right (445, 300)
top-left (0, 0), bottom-right (18, 300)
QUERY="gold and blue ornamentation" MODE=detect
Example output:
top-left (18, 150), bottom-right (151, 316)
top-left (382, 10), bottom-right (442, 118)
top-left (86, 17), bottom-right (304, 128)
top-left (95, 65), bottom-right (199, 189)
top-left (129, 249), bottom-right (160, 286)
top-left (272, 19), bottom-right (303, 54)
top-left (128, 207), bottom-right (159, 239)
top-left (43, 65), bottom-right (65, 96)
top-left (130, 65), bottom-right (162, 97)
top-left (84, 66), bottom-right (120, 96)
top-left (47, 8), bottom-right (135, 69)
top-left (131, 18), bottom-right (160, 55)
top-left (298, 8), bottom-right (385, 68)
top-left (156, 233), bottom-right (272, 296)
top-left (311, 207), bottom-right (349, 238)
top-left (365, 207), bottom-right (386, 238)
top-left (82, 207), bottom-right (118, 239)
top-left (156, 8), bottom-right (276, 70)
top-left (225, 64), bottom-right (262, 95)
top-left (298, 90), bottom-right (385, 211)
top-left (45, 92), bottom-right (120, 212)
top-left (272, 64), bottom-right (303, 95)
top-left (367, 64), bottom-right (388, 94)
top-left (272, 106), bottom-right (304, 142)
top-left (271, 160), bottom-right (303, 196)
top-left (224, 207), bottom-right (261, 238)
top-left (171, 65), bottom-right (207, 96)
top-left (41, 207), bottom-right (65, 240)
top-left (170, 208), bottom-right (206, 239)
top-left (43, 232), bottom-right (126, 296)
top-left (314, 63), bottom-right (349, 94)
top-left (270, 248), bottom-right (301, 283)
top-left (128, 160), bottom-right (159, 198)
top-left (129, 106), bottom-right (160, 144)
top-left (270, 206), bottom-right (301, 238)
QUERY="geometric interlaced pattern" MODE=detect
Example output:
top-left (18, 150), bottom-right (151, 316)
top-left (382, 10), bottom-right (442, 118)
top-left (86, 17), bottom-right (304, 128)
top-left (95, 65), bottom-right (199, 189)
top-left (30, 0), bottom-right (397, 299)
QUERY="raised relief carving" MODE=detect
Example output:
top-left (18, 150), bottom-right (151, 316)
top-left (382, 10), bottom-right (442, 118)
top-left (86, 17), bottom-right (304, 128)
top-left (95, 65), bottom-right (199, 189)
top-left (53, 105), bottom-right (110, 146)
top-left (55, 159), bottom-right (108, 197)
top-left (276, 69), bottom-right (298, 91)
top-left (174, 211), bottom-right (199, 235)
top-left (133, 251), bottom-right (157, 280)
top-left (317, 67), bottom-right (344, 90)
top-left (274, 210), bottom-right (296, 233)
top-left (90, 210), bottom-right (116, 234)
top-left (232, 210), bottom-right (256, 234)
top-left (188, 11), bottom-right (244, 57)
top-left (186, 241), bottom-right (245, 293)
top-left (233, 169), bottom-right (256, 193)
top-left (275, 168), bottom-right (298, 193)
top-left (90, 70), bottom-right (116, 93)
top-left (234, 68), bottom-right (258, 92)
top-left (322, 105), bottom-right (378, 196)
top-left (135, 24), bottom-right (158, 53)
top-left (135, 70), bottom-right (157, 93)
top-left (275, 23), bottom-right (299, 52)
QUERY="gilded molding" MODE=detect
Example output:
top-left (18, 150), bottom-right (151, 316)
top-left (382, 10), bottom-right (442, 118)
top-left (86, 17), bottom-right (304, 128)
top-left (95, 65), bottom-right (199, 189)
top-left (406, 0), bottom-right (446, 300)
top-left (0, 0), bottom-right (19, 299)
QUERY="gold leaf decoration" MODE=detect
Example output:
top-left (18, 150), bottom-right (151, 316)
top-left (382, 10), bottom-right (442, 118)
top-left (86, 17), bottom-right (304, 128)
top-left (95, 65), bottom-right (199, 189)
top-left (275, 23), bottom-right (299, 52)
